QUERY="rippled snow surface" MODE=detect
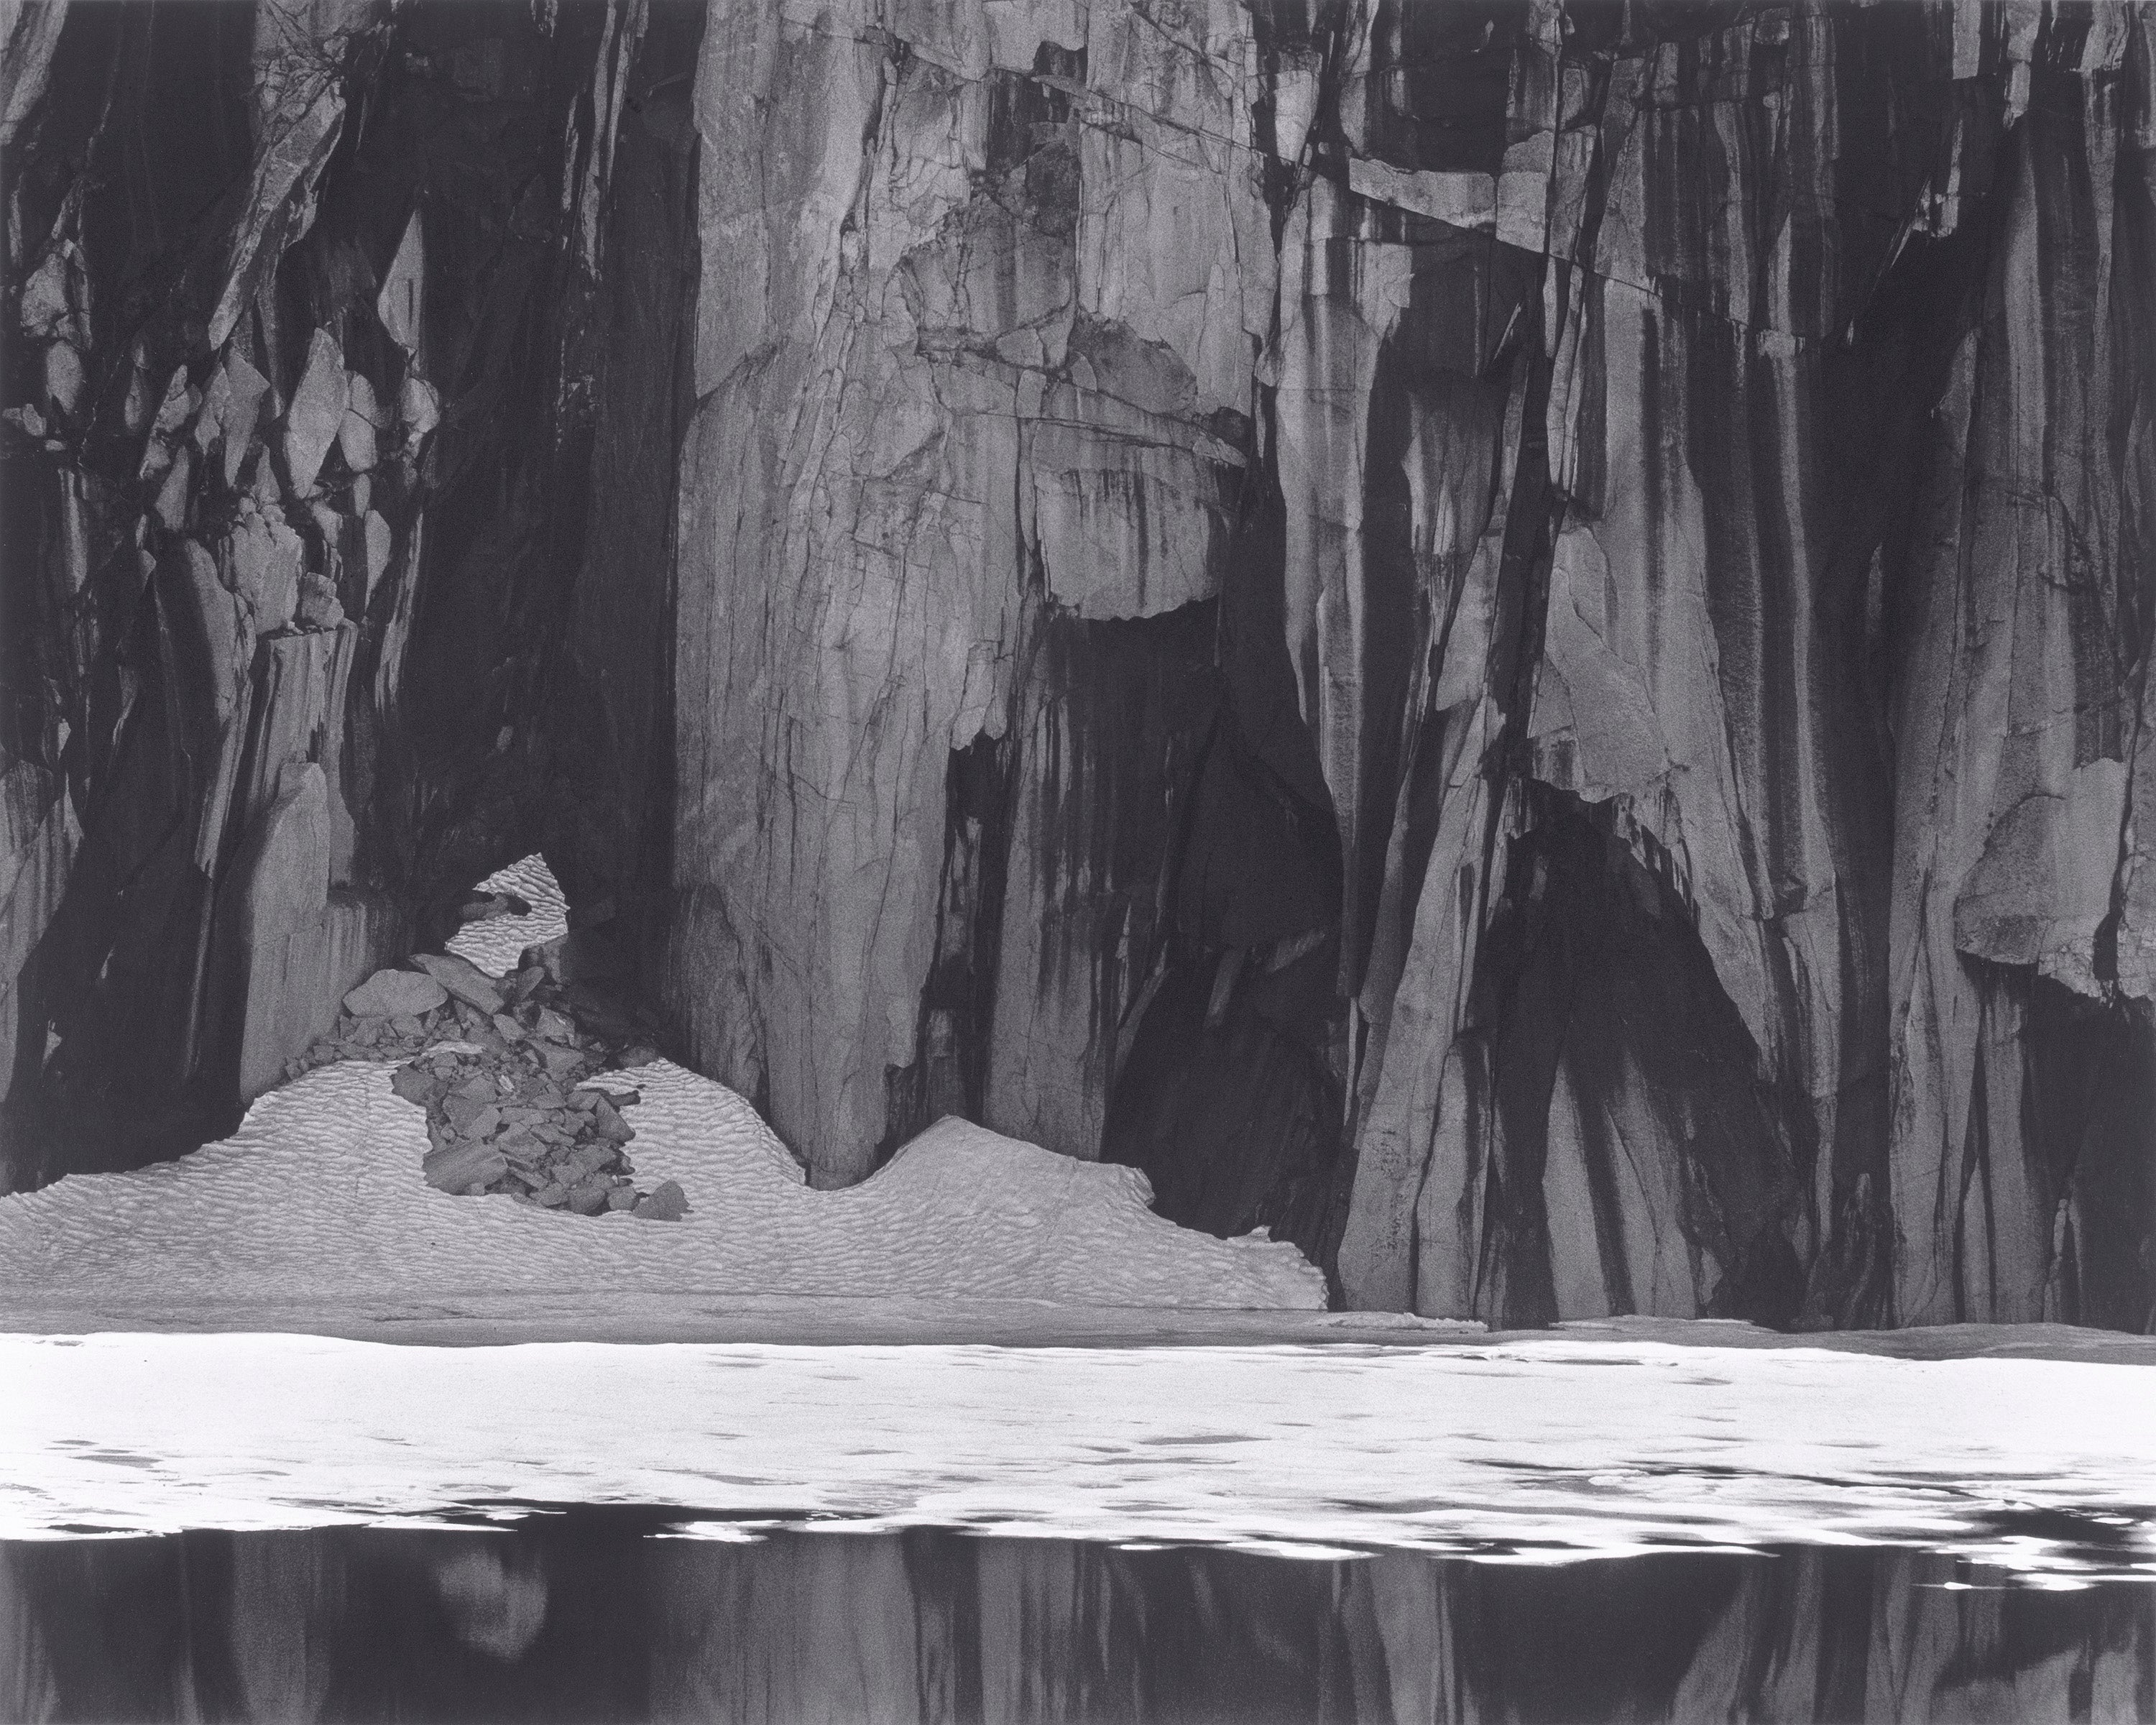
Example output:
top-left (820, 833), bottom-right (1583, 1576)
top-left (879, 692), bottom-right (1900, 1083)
top-left (0, 1060), bottom-right (1322, 1308)
top-left (6, 1334), bottom-right (2156, 1583)
top-left (8, 852), bottom-right (2151, 1593)
top-left (444, 854), bottom-right (569, 973)
top-left (0, 853), bottom-right (1322, 1311)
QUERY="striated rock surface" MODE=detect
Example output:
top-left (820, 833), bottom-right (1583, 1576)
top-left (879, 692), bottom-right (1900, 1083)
top-left (5, 0), bottom-right (2154, 1331)
top-left (0, 0), bottom-right (698, 1183)
top-left (1309, 0), bottom-right (2156, 1329)
top-left (660, 0), bottom-right (2156, 1328)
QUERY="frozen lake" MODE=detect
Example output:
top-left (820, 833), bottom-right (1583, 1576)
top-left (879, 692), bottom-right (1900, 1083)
top-left (7, 1331), bottom-right (2156, 1583)
top-left (7, 1330), bottom-right (2156, 1722)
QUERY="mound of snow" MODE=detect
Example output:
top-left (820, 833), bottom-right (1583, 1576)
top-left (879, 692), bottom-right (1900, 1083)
top-left (1, 851), bottom-right (1323, 1310)
top-left (0, 1059), bottom-right (1323, 1310)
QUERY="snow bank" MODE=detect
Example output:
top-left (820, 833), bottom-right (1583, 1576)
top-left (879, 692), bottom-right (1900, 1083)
top-left (0, 1058), bottom-right (1322, 1308)
top-left (6, 1333), bottom-right (2155, 1581)
top-left (0, 852), bottom-right (1323, 1311)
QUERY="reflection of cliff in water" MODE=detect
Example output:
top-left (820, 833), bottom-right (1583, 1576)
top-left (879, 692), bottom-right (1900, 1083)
top-left (6, 1521), bottom-right (2152, 1723)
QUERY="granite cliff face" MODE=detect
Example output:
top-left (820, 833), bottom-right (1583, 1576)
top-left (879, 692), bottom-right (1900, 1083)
top-left (4, 0), bottom-right (2154, 1329)
top-left (0, 0), bottom-right (701, 1176)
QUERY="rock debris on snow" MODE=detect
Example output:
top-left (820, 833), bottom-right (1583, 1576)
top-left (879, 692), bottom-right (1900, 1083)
top-left (282, 859), bottom-right (680, 1220)
top-left (407, 950), bottom-right (507, 1015)
top-left (342, 969), bottom-right (447, 1019)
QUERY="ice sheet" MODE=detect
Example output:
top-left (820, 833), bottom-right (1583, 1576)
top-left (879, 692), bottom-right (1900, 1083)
top-left (5, 1333), bottom-right (2155, 1581)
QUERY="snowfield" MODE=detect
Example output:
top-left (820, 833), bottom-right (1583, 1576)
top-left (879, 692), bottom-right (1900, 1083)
top-left (443, 852), bottom-right (569, 973)
top-left (0, 855), bottom-right (1324, 1312)
top-left (0, 1058), bottom-right (1324, 1311)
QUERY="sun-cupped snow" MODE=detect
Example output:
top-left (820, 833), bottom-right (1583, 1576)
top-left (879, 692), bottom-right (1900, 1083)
top-left (444, 852), bottom-right (569, 973)
top-left (0, 854), bottom-right (1319, 1311)
top-left (0, 856), bottom-right (1323, 1310)
top-left (0, 1059), bottom-right (1323, 1309)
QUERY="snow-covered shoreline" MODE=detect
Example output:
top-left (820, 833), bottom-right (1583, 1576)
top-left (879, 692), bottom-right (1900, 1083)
top-left (9, 856), bottom-right (2152, 1585)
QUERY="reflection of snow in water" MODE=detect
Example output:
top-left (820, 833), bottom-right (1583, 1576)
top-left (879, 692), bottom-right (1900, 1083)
top-left (430, 1543), bottom-right (548, 1661)
top-left (5, 1333), bottom-right (2155, 1584)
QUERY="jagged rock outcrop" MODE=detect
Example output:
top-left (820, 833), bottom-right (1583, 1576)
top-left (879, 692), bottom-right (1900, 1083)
top-left (0, 0), bottom-right (694, 1182)
top-left (661, 0), bottom-right (2156, 1323)
top-left (6, 0), bottom-right (2154, 1330)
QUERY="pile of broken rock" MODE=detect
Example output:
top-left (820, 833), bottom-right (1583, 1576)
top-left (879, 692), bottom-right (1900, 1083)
top-left (284, 939), bottom-right (688, 1222)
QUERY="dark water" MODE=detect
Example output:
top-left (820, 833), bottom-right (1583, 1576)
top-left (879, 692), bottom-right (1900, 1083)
top-left (6, 1516), bottom-right (2154, 1724)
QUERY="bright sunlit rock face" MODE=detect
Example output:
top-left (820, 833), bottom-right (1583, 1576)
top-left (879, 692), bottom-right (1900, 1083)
top-left (5, 1334), bottom-right (2155, 1586)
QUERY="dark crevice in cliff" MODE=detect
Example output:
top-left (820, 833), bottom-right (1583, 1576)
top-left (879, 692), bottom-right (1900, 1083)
top-left (1102, 927), bottom-right (1350, 1275)
top-left (1094, 465), bottom-right (1355, 1276)
top-left (389, 1), bottom-right (619, 919)
top-left (0, 0), bottom-right (696, 1190)
top-left (883, 724), bottom-right (1023, 1165)
top-left (538, 0), bottom-right (704, 1000)
top-left (2005, 974), bottom-right (2155, 1333)
top-left (1457, 783), bottom-right (1808, 1330)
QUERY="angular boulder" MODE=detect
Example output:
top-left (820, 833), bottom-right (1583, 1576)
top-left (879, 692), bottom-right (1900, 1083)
top-left (344, 969), bottom-right (448, 1019)
top-left (422, 1140), bottom-right (507, 1194)
top-left (410, 950), bottom-right (505, 1013)
top-left (283, 328), bottom-right (348, 493)
top-left (633, 1179), bottom-right (687, 1222)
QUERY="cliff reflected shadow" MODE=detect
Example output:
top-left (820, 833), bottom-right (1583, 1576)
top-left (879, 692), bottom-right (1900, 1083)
top-left (6, 1519), bottom-right (2153, 1724)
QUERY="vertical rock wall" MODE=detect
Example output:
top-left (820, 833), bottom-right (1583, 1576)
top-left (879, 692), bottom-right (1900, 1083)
top-left (0, 0), bottom-right (691, 1184)
top-left (1320, 0), bottom-right (2156, 1329)
top-left (666, 0), bottom-right (2156, 1325)
top-left (669, 0), bottom-right (1276, 1187)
